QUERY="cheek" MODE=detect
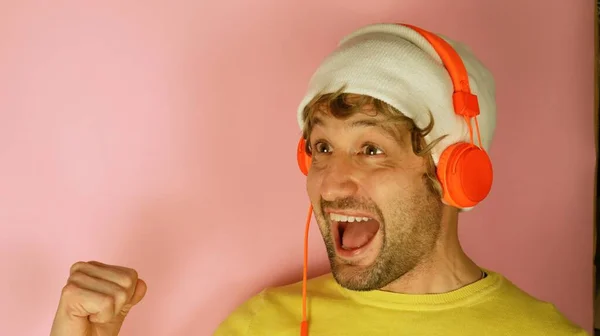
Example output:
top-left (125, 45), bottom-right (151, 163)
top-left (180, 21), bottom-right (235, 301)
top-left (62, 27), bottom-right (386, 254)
top-left (305, 170), bottom-right (321, 201)
top-left (305, 173), bottom-right (330, 234)
top-left (363, 169), bottom-right (424, 202)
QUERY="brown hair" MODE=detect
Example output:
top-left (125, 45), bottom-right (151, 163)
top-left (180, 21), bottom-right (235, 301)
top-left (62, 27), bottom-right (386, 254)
top-left (300, 87), bottom-right (446, 196)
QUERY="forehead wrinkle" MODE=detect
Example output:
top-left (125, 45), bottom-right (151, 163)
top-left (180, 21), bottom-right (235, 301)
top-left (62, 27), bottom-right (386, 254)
top-left (348, 119), bottom-right (406, 145)
top-left (308, 107), bottom-right (410, 148)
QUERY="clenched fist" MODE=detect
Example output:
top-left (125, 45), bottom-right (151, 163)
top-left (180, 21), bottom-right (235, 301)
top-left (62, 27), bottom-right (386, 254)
top-left (50, 261), bottom-right (147, 336)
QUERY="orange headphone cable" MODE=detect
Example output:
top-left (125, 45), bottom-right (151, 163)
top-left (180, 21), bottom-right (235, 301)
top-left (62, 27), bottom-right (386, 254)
top-left (474, 117), bottom-right (483, 149)
top-left (300, 204), bottom-right (312, 336)
top-left (463, 115), bottom-right (484, 149)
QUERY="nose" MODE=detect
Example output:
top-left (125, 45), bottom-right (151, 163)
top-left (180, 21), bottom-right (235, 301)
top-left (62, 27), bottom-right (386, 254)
top-left (319, 155), bottom-right (359, 202)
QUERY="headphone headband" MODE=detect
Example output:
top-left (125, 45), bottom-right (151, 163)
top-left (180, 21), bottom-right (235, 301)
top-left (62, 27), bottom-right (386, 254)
top-left (401, 24), bottom-right (480, 119)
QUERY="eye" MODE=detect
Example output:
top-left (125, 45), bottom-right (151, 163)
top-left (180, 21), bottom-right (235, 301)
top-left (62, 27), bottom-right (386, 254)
top-left (361, 144), bottom-right (383, 156)
top-left (314, 141), bottom-right (332, 154)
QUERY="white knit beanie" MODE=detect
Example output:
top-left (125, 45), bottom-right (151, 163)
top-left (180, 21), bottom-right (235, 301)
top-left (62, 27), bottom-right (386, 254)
top-left (296, 23), bottom-right (496, 167)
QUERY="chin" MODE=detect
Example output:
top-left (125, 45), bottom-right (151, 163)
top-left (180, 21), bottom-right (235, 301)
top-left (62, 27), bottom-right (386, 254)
top-left (328, 255), bottom-right (389, 291)
top-left (327, 245), bottom-right (412, 292)
top-left (331, 266), bottom-right (382, 291)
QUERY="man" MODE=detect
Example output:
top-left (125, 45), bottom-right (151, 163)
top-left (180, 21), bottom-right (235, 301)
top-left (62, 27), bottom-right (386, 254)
top-left (49, 23), bottom-right (587, 336)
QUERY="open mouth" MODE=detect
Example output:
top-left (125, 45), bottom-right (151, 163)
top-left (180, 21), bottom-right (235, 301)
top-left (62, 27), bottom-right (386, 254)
top-left (330, 212), bottom-right (381, 258)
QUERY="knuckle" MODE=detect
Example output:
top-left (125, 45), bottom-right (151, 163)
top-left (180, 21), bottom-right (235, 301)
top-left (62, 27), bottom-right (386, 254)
top-left (127, 269), bottom-right (139, 283)
top-left (119, 274), bottom-right (133, 288)
top-left (120, 270), bottom-right (138, 288)
top-left (61, 282), bottom-right (80, 298)
top-left (114, 287), bottom-right (128, 304)
top-left (69, 261), bottom-right (86, 274)
top-left (69, 271), bottom-right (86, 283)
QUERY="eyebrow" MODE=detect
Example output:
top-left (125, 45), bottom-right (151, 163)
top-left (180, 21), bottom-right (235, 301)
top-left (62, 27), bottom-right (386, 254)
top-left (311, 117), bottom-right (404, 144)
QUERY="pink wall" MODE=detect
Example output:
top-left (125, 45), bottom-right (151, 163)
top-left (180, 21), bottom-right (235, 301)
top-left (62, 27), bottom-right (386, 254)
top-left (0, 1), bottom-right (595, 335)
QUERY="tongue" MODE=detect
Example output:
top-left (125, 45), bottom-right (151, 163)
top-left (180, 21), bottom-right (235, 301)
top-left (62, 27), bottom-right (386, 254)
top-left (341, 220), bottom-right (379, 249)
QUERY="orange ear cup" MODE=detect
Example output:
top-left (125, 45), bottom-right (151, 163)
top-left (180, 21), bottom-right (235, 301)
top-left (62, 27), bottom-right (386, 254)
top-left (436, 143), bottom-right (493, 208)
top-left (297, 137), bottom-right (312, 176)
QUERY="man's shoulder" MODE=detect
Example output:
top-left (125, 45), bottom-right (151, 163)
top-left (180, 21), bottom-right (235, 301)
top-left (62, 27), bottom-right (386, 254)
top-left (212, 273), bottom-right (336, 336)
top-left (485, 270), bottom-right (588, 335)
top-left (490, 269), bottom-right (568, 311)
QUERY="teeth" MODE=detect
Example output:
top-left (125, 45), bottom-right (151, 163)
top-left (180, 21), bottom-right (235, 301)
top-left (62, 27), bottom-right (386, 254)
top-left (329, 213), bottom-right (371, 223)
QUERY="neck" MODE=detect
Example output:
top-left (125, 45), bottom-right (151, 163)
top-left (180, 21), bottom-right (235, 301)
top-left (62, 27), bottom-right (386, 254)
top-left (381, 205), bottom-right (482, 294)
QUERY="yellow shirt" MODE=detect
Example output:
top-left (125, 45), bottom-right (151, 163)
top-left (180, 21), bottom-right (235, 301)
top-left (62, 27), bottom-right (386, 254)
top-left (214, 270), bottom-right (588, 335)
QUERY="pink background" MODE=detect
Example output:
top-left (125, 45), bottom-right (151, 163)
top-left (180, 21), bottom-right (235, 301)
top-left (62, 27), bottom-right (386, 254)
top-left (0, 1), bottom-right (595, 335)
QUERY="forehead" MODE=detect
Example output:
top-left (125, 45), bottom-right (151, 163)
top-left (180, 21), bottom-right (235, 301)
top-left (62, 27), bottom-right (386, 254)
top-left (308, 111), bottom-right (410, 147)
top-left (302, 93), bottom-right (414, 144)
top-left (311, 110), bottom-right (386, 129)
top-left (310, 96), bottom-right (406, 125)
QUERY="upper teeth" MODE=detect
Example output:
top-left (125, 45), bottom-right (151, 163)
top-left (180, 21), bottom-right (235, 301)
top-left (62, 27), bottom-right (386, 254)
top-left (330, 213), bottom-right (371, 222)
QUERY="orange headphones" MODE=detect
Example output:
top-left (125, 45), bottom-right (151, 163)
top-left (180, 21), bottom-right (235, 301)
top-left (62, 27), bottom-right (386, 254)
top-left (295, 23), bottom-right (493, 336)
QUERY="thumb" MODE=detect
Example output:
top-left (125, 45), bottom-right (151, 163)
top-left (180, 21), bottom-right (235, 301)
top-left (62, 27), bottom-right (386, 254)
top-left (130, 278), bottom-right (147, 306)
top-left (118, 279), bottom-right (147, 320)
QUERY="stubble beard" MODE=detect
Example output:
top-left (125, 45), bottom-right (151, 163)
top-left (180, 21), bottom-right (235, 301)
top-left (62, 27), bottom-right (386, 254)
top-left (320, 192), bottom-right (443, 291)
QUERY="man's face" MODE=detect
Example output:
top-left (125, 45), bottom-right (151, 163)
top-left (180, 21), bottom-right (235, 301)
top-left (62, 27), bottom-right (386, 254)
top-left (305, 101), bottom-right (443, 291)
